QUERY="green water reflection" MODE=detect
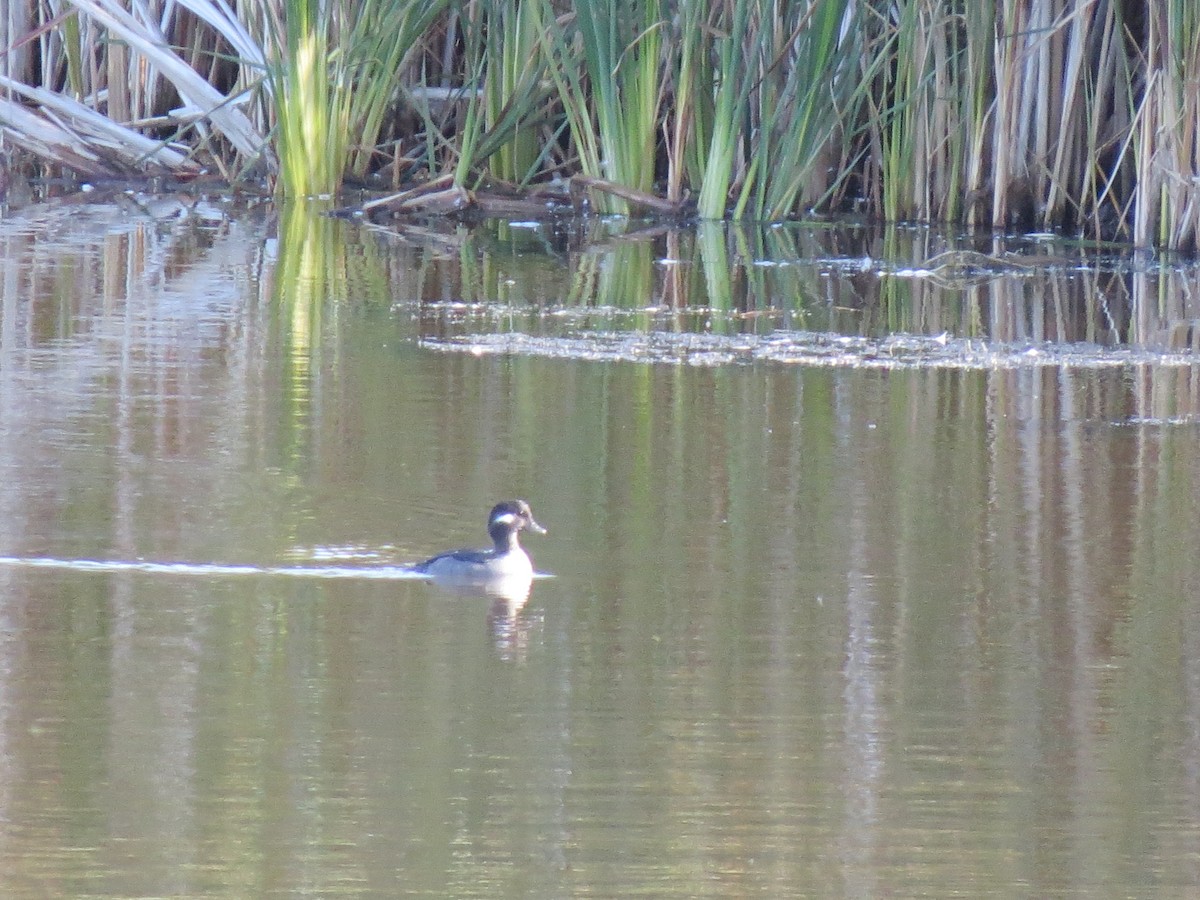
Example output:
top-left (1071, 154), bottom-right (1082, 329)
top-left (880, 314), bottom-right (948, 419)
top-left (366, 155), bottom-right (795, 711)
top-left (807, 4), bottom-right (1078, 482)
top-left (0, 200), bottom-right (1197, 895)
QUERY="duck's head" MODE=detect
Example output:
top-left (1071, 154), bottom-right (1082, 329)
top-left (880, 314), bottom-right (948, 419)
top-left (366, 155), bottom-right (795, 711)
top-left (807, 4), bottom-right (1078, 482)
top-left (488, 500), bottom-right (547, 543)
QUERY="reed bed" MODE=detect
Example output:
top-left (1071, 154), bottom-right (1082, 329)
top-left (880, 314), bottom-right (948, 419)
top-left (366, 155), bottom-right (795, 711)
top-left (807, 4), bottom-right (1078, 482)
top-left (1, 1), bottom-right (1198, 250)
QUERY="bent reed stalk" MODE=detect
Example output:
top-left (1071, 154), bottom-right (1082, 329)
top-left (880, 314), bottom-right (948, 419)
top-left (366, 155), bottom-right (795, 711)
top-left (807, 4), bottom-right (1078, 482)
top-left (1, 0), bottom-right (1199, 250)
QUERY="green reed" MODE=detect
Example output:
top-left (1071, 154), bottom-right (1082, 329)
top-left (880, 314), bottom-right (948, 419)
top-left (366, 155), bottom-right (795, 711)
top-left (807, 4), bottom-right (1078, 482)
top-left (677, 0), bottom-right (869, 221)
top-left (663, 0), bottom-right (714, 205)
top-left (738, 0), bottom-right (866, 220)
top-left (480, 0), bottom-right (547, 184)
top-left (542, 0), bottom-right (664, 213)
top-left (693, 0), bottom-right (751, 220)
top-left (272, 0), bottom-right (452, 196)
top-left (273, 0), bottom-right (345, 197)
top-left (450, 0), bottom-right (559, 188)
top-left (342, 0), bottom-right (450, 181)
top-left (869, 0), bottom-right (992, 223)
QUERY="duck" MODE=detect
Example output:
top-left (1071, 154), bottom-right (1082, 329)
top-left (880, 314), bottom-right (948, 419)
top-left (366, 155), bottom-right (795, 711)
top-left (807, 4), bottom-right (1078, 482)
top-left (411, 500), bottom-right (546, 583)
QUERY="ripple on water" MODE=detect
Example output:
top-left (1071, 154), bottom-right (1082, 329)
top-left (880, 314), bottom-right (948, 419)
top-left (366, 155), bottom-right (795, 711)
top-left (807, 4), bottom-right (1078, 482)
top-left (0, 556), bottom-right (428, 580)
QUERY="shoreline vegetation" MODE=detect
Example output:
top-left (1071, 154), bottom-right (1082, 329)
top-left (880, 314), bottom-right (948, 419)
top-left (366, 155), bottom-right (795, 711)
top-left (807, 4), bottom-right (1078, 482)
top-left (0, 2), bottom-right (1197, 251)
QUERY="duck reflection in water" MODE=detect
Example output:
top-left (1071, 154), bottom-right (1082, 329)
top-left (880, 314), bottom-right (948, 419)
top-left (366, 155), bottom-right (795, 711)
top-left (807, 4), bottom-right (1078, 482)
top-left (425, 571), bottom-right (536, 657)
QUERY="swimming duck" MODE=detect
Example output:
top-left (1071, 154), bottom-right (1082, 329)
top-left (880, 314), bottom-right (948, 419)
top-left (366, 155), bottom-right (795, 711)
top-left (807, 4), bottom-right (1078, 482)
top-left (411, 500), bottom-right (546, 583)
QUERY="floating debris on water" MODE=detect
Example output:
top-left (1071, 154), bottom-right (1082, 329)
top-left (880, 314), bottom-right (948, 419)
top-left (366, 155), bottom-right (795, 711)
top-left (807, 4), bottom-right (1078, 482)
top-left (420, 330), bottom-right (1200, 370)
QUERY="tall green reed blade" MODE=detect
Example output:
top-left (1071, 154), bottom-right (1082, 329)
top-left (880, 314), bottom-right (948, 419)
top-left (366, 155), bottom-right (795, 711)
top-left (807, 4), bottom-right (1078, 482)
top-left (875, 0), bottom-right (930, 222)
top-left (272, 0), bottom-right (449, 194)
top-left (451, 8), bottom-right (488, 187)
top-left (870, 0), bottom-right (994, 225)
top-left (665, 0), bottom-right (715, 204)
top-left (481, 0), bottom-right (546, 183)
top-left (60, 12), bottom-right (86, 99)
top-left (274, 0), bottom-right (348, 197)
top-left (540, 1), bottom-right (602, 190)
top-left (543, 0), bottom-right (665, 214)
top-left (451, 0), bottom-right (557, 187)
top-left (738, 0), bottom-right (865, 220)
top-left (962, 1), bottom-right (995, 226)
top-left (341, 0), bottom-right (451, 181)
top-left (695, 0), bottom-right (753, 220)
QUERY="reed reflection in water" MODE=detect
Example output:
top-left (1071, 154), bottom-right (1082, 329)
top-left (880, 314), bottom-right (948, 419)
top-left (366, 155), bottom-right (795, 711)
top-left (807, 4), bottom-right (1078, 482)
top-left (0, 200), bottom-right (1196, 894)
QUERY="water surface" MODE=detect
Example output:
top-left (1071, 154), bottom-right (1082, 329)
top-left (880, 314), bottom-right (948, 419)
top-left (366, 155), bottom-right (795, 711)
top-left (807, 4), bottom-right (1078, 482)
top-left (0, 197), bottom-right (1198, 895)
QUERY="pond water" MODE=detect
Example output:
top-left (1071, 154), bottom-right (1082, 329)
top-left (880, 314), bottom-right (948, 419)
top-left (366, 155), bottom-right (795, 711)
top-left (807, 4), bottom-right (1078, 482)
top-left (0, 195), bottom-right (1199, 896)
